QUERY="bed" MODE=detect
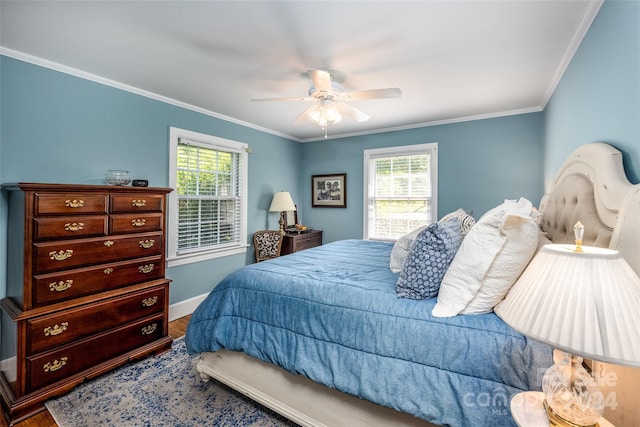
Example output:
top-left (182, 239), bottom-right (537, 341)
top-left (185, 142), bottom-right (640, 427)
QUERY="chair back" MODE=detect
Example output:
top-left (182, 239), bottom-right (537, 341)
top-left (253, 230), bottom-right (283, 262)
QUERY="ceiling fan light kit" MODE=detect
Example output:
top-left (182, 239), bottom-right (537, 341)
top-left (251, 69), bottom-right (402, 138)
top-left (307, 100), bottom-right (343, 139)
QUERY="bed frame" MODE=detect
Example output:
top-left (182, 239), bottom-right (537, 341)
top-left (195, 142), bottom-right (640, 427)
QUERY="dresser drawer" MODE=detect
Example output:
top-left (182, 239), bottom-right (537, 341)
top-left (111, 194), bottom-right (164, 213)
top-left (33, 232), bottom-right (163, 274)
top-left (26, 313), bottom-right (165, 392)
top-left (32, 256), bottom-right (163, 306)
top-left (109, 213), bottom-right (163, 234)
top-left (293, 233), bottom-right (322, 251)
top-left (34, 193), bottom-right (108, 215)
top-left (33, 215), bottom-right (108, 240)
top-left (27, 285), bottom-right (167, 354)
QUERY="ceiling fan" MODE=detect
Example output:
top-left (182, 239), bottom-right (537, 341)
top-left (251, 69), bottom-right (402, 138)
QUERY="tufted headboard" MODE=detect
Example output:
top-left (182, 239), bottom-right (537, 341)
top-left (538, 142), bottom-right (640, 275)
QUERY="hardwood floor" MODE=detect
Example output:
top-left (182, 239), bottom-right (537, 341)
top-left (0, 315), bottom-right (191, 427)
top-left (168, 315), bottom-right (191, 340)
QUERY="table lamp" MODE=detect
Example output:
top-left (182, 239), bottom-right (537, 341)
top-left (269, 191), bottom-right (296, 234)
top-left (495, 222), bottom-right (640, 427)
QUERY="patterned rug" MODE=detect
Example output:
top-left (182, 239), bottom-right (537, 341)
top-left (45, 338), bottom-right (297, 426)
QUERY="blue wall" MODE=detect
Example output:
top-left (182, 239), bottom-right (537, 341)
top-left (0, 55), bottom-right (545, 304)
top-left (1, 0), bottom-right (635, 309)
top-left (301, 114), bottom-right (544, 244)
top-left (4, 0), bottom-right (637, 306)
top-left (543, 0), bottom-right (640, 187)
top-left (0, 56), bottom-right (302, 303)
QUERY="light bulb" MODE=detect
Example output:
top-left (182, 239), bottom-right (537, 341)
top-left (326, 106), bottom-right (337, 120)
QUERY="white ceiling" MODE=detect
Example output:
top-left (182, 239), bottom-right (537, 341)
top-left (0, 1), bottom-right (602, 142)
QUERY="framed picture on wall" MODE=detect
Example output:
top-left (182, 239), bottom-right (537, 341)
top-left (312, 173), bottom-right (347, 208)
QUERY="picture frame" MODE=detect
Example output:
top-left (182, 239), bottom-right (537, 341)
top-left (312, 173), bottom-right (347, 208)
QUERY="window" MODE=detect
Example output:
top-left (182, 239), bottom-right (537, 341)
top-left (168, 127), bottom-right (248, 267)
top-left (363, 143), bottom-right (437, 241)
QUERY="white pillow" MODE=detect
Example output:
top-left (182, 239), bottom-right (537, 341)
top-left (432, 198), bottom-right (539, 317)
top-left (389, 225), bottom-right (428, 272)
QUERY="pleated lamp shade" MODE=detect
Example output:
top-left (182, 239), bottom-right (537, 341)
top-left (495, 244), bottom-right (640, 367)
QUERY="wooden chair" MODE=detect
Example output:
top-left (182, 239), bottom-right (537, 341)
top-left (253, 230), bottom-right (283, 262)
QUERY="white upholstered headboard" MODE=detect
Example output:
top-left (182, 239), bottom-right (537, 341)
top-left (538, 142), bottom-right (640, 275)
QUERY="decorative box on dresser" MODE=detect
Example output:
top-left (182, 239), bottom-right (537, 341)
top-left (0, 183), bottom-right (173, 425)
top-left (281, 229), bottom-right (323, 255)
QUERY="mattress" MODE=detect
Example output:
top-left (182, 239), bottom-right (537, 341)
top-left (186, 239), bottom-right (552, 426)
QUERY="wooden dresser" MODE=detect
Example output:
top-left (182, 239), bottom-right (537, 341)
top-left (0, 183), bottom-right (173, 425)
top-left (281, 230), bottom-right (323, 255)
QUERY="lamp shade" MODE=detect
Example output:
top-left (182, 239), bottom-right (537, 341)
top-left (269, 192), bottom-right (296, 212)
top-left (495, 244), bottom-right (640, 367)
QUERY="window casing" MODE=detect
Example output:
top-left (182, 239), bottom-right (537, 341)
top-left (168, 127), bottom-right (248, 267)
top-left (363, 143), bottom-right (437, 241)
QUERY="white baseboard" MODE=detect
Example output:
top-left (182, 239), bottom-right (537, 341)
top-left (168, 292), bottom-right (210, 322)
top-left (0, 293), bottom-right (209, 382)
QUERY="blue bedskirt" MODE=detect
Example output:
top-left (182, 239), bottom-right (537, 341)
top-left (186, 240), bottom-right (552, 426)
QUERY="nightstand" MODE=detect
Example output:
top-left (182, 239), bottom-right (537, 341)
top-left (510, 392), bottom-right (614, 427)
top-left (281, 230), bottom-right (322, 255)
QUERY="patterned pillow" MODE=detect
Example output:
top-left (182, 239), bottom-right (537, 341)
top-left (396, 218), bottom-right (465, 300)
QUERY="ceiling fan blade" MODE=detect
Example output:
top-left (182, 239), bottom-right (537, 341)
top-left (337, 102), bottom-right (371, 123)
top-left (251, 96), bottom-right (315, 102)
top-left (308, 69), bottom-right (332, 92)
top-left (342, 88), bottom-right (403, 100)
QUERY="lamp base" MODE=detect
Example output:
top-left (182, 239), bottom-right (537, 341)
top-left (544, 400), bottom-right (599, 427)
top-left (278, 212), bottom-right (285, 235)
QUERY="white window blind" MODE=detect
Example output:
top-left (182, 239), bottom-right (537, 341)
top-left (176, 138), bottom-right (241, 252)
top-left (364, 143), bottom-right (437, 241)
top-left (168, 128), bottom-right (248, 266)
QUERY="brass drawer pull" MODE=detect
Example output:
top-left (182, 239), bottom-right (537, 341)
top-left (49, 250), bottom-right (73, 261)
top-left (64, 222), bottom-right (84, 232)
top-left (103, 267), bottom-right (114, 274)
top-left (141, 323), bottom-right (157, 335)
top-left (49, 280), bottom-right (73, 292)
top-left (132, 218), bottom-right (146, 227)
top-left (139, 239), bottom-right (155, 249)
top-left (138, 264), bottom-right (154, 274)
top-left (43, 357), bottom-right (68, 372)
top-left (104, 240), bottom-right (114, 247)
top-left (132, 199), bottom-right (147, 207)
top-left (65, 199), bottom-right (84, 208)
top-left (142, 296), bottom-right (158, 307)
top-left (44, 322), bottom-right (69, 336)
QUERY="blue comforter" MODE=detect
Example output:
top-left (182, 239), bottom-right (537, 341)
top-left (186, 240), bottom-right (552, 427)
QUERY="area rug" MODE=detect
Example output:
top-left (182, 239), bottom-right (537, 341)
top-left (45, 338), bottom-right (297, 426)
